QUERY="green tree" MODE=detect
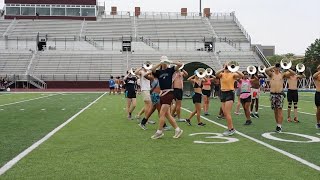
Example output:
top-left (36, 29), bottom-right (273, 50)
top-left (267, 54), bottom-right (284, 65)
top-left (304, 38), bottom-right (320, 75)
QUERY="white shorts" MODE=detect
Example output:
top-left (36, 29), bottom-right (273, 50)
top-left (115, 84), bottom-right (119, 89)
top-left (142, 90), bottom-right (151, 101)
top-left (251, 88), bottom-right (260, 99)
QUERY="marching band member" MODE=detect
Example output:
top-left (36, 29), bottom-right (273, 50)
top-left (313, 65), bottom-right (320, 129)
top-left (216, 63), bottom-right (244, 136)
top-left (123, 71), bottom-right (138, 120)
top-left (185, 70), bottom-right (207, 126)
top-left (286, 66), bottom-right (306, 123)
top-left (265, 63), bottom-right (294, 132)
top-left (149, 56), bottom-right (183, 139)
top-left (202, 71), bottom-right (215, 116)
top-left (172, 66), bottom-right (188, 121)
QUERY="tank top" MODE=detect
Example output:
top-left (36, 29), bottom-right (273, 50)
top-left (220, 72), bottom-right (235, 91)
top-left (239, 79), bottom-right (251, 99)
top-left (140, 71), bottom-right (151, 91)
top-left (203, 79), bottom-right (211, 86)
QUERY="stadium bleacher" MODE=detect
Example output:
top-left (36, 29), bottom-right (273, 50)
top-left (0, 12), bottom-right (265, 83)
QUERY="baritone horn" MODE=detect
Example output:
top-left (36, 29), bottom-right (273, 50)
top-left (280, 58), bottom-right (292, 70)
top-left (143, 61), bottom-right (153, 70)
top-left (205, 68), bottom-right (214, 76)
top-left (296, 63), bottom-right (305, 73)
top-left (258, 65), bottom-right (266, 73)
top-left (227, 61), bottom-right (240, 73)
top-left (247, 65), bottom-right (257, 75)
top-left (129, 68), bottom-right (136, 75)
top-left (195, 68), bottom-right (207, 79)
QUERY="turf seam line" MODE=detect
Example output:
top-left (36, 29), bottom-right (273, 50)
top-left (181, 107), bottom-right (320, 172)
top-left (0, 94), bottom-right (59, 107)
top-left (0, 92), bottom-right (107, 176)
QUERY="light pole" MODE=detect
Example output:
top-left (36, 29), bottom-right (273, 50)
top-left (199, 0), bottom-right (202, 16)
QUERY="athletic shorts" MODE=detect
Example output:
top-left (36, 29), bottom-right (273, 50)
top-left (214, 85), bottom-right (220, 92)
top-left (202, 89), bottom-right (211, 97)
top-left (151, 92), bottom-right (160, 105)
top-left (115, 84), bottom-right (119, 89)
top-left (110, 87), bottom-right (115, 90)
top-left (287, 89), bottom-right (298, 103)
top-left (142, 90), bottom-right (151, 101)
top-left (160, 91), bottom-right (175, 105)
top-left (251, 88), bottom-right (260, 99)
top-left (240, 95), bottom-right (252, 104)
top-left (270, 93), bottom-right (285, 110)
top-left (173, 88), bottom-right (183, 101)
top-left (220, 90), bottom-right (235, 102)
top-left (192, 92), bottom-right (202, 104)
top-left (315, 91), bottom-right (320, 107)
top-left (125, 90), bottom-right (136, 99)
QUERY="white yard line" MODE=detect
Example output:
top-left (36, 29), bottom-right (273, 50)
top-left (0, 92), bottom-right (106, 176)
top-left (181, 107), bottom-right (320, 172)
top-left (0, 94), bottom-right (59, 107)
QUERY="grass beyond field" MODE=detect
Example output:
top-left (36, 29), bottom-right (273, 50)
top-left (0, 92), bottom-right (319, 179)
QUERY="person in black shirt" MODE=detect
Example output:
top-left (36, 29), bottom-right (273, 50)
top-left (124, 71), bottom-right (138, 120)
top-left (149, 56), bottom-right (184, 139)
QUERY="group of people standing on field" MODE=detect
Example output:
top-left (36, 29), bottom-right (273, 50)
top-left (108, 57), bottom-right (320, 139)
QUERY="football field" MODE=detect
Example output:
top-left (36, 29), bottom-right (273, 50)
top-left (0, 92), bottom-right (319, 179)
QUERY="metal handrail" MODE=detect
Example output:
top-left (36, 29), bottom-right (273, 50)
top-left (253, 45), bottom-right (271, 67)
top-left (231, 12), bottom-right (251, 44)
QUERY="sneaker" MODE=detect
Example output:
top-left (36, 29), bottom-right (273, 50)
top-left (316, 124), bottom-right (320, 129)
top-left (254, 113), bottom-right (259, 118)
top-left (287, 117), bottom-right (292, 122)
top-left (151, 132), bottom-right (164, 139)
top-left (138, 123), bottom-right (147, 130)
top-left (173, 129), bottom-right (183, 138)
top-left (204, 112), bottom-right (210, 116)
top-left (177, 119), bottom-right (186, 122)
top-left (198, 122), bottom-right (206, 126)
top-left (185, 119), bottom-right (192, 126)
top-left (222, 129), bottom-right (236, 136)
top-left (217, 115), bottom-right (224, 119)
top-left (128, 114), bottom-right (132, 120)
top-left (164, 126), bottom-right (172, 131)
top-left (275, 126), bottom-right (282, 133)
top-left (250, 113), bottom-right (255, 118)
top-left (294, 117), bottom-right (300, 123)
top-left (147, 120), bottom-right (156, 124)
top-left (244, 120), bottom-right (252, 125)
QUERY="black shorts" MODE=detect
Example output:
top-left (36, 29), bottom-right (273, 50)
top-left (315, 91), bottom-right (320, 107)
top-left (240, 96), bottom-right (251, 104)
top-left (214, 85), bottom-right (220, 92)
top-left (160, 91), bottom-right (175, 105)
top-left (287, 89), bottom-right (298, 103)
top-left (220, 90), bottom-right (235, 102)
top-left (125, 90), bottom-right (136, 99)
top-left (192, 92), bottom-right (202, 104)
top-left (110, 87), bottom-right (115, 90)
top-left (202, 89), bottom-right (211, 97)
top-left (173, 88), bottom-right (183, 101)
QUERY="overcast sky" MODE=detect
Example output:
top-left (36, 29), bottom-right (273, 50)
top-left (1, 0), bottom-right (319, 55)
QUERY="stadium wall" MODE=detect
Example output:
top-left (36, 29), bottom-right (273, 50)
top-left (4, 0), bottom-right (96, 5)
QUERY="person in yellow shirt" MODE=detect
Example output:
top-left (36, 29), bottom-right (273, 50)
top-left (215, 63), bottom-right (244, 136)
top-left (313, 65), bottom-right (320, 129)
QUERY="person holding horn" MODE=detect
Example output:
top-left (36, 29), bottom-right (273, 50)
top-left (149, 56), bottom-right (184, 139)
top-left (215, 62), bottom-right (244, 136)
top-left (313, 65), bottom-right (320, 129)
top-left (265, 60), bottom-right (295, 133)
top-left (185, 68), bottom-right (208, 126)
top-left (286, 63), bottom-right (306, 123)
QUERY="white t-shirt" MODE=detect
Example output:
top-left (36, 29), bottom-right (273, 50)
top-left (140, 70), bottom-right (151, 91)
